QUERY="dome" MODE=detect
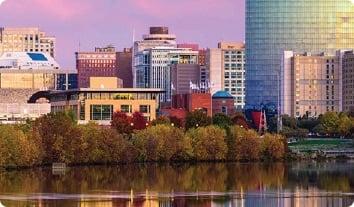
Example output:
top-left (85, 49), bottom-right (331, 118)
top-left (212, 90), bottom-right (234, 99)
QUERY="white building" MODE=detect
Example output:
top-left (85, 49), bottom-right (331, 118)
top-left (135, 47), bottom-right (198, 102)
top-left (133, 27), bottom-right (177, 87)
top-left (207, 42), bottom-right (246, 109)
top-left (0, 52), bottom-right (59, 70)
top-left (0, 27), bottom-right (55, 57)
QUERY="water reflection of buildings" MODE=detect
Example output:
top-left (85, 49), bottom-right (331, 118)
top-left (76, 187), bottom-right (353, 207)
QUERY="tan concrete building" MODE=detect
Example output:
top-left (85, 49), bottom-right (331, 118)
top-left (0, 27), bottom-right (55, 57)
top-left (50, 77), bottom-right (163, 125)
top-left (207, 42), bottom-right (245, 109)
top-left (282, 52), bottom-right (340, 117)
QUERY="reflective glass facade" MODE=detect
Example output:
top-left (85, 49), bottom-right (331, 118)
top-left (246, 0), bottom-right (354, 106)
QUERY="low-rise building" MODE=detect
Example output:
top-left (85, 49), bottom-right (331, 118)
top-left (49, 77), bottom-right (163, 125)
top-left (212, 90), bottom-right (236, 116)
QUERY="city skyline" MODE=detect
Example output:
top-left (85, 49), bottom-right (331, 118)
top-left (0, 0), bottom-right (245, 68)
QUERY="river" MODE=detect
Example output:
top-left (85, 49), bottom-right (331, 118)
top-left (0, 162), bottom-right (353, 207)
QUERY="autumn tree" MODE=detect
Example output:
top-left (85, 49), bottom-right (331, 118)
top-left (111, 111), bottom-right (133, 134)
top-left (132, 125), bottom-right (191, 161)
top-left (261, 134), bottom-right (286, 160)
top-left (131, 112), bottom-right (147, 130)
top-left (185, 110), bottom-right (212, 130)
top-left (186, 126), bottom-right (227, 161)
top-left (228, 126), bottom-right (261, 161)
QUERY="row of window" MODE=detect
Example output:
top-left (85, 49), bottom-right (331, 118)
top-left (89, 104), bottom-right (151, 121)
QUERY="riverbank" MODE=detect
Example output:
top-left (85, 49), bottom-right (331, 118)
top-left (0, 112), bottom-right (287, 169)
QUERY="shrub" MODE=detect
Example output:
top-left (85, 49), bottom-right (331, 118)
top-left (229, 126), bottom-right (261, 161)
top-left (187, 126), bottom-right (227, 161)
top-left (132, 125), bottom-right (191, 161)
top-left (261, 134), bottom-right (286, 160)
top-left (0, 125), bottom-right (39, 168)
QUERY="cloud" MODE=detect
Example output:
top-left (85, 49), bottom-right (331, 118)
top-left (0, 0), bottom-right (6, 6)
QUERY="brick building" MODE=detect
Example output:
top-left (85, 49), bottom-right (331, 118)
top-left (212, 90), bottom-right (236, 116)
top-left (116, 48), bottom-right (133, 88)
top-left (76, 45), bottom-right (117, 88)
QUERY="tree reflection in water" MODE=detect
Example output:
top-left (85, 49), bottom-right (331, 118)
top-left (0, 162), bottom-right (353, 207)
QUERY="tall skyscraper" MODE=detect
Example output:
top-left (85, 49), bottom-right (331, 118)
top-left (133, 27), bottom-right (177, 87)
top-left (207, 42), bottom-right (245, 109)
top-left (342, 50), bottom-right (354, 113)
top-left (0, 27), bottom-right (55, 57)
top-left (246, 0), bottom-right (354, 108)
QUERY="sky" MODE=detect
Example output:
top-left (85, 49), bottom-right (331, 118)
top-left (0, 0), bottom-right (245, 68)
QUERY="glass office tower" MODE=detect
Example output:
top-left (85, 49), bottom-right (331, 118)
top-left (246, 0), bottom-right (354, 107)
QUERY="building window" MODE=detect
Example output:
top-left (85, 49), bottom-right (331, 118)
top-left (121, 105), bottom-right (132, 113)
top-left (222, 106), bottom-right (227, 114)
top-left (139, 105), bottom-right (150, 113)
top-left (90, 105), bottom-right (113, 121)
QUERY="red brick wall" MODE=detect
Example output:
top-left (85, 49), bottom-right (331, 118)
top-left (188, 93), bottom-right (212, 117)
top-left (212, 99), bottom-right (235, 116)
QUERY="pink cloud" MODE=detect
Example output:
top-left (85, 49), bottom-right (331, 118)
top-left (2, 0), bottom-right (93, 20)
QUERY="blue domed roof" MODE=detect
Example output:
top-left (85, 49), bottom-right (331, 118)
top-left (212, 90), bottom-right (234, 99)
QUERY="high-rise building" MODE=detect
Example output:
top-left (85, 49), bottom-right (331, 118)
top-left (342, 50), bottom-right (354, 113)
top-left (282, 51), bottom-right (341, 117)
top-left (133, 27), bottom-right (177, 87)
top-left (171, 64), bottom-right (200, 95)
top-left (116, 48), bottom-right (133, 88)
top-left (207, 42), bottom-right (245, 109)
top-left (135, 47), bottom-right (198, 102)
top-left (0, 27), bottom-right (55, 57)
top-left (246, 0), bottom-right (354, 108)
top-left (76, 45), bottom-right (117, 88)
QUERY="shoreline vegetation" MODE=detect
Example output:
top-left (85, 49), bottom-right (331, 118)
top-left (0, 110), bottom-right (352, 170)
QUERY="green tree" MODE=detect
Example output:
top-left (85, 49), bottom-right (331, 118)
top-left (320, 112), bottom-right (340, 136)
top-left (185, 110), bottom-right (211, 130)
top-left (337, 113), bottom-right (354, 137)
top-left (187, 126), bottom-right (227, 161)
top-left (213, 113), bottom-right (232, 130)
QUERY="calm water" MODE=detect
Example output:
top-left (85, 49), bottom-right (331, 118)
top-left (0, 162), bottom-right (353, 207)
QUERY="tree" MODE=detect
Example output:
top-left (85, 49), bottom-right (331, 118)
top-left (213, 113), bottom-right (232, 130)
top-left (320, 112), bottom-right (340, 136)
top-left (131, 112), bottom-right (147, 130)
top-left (151, 116), bottom-right (171, 126)
top-left (261, 134), bottom-right (286, 160)
top-left (338, 113), bottom-right (354, 137)
top-left (111, 111), bottom-right (133, 134)
top-left (186, 126), bottom-right (227, 161)
top-left (132, 125), bottom-right (191, 161)
top-left (228, 126), bottom-right (261, 161)
top-left (185, 110), bottom-right (211, 130)
top-left (231, 112), bottom-right (250, 129)
top-left (32, 111), bottom-right (83, 164)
